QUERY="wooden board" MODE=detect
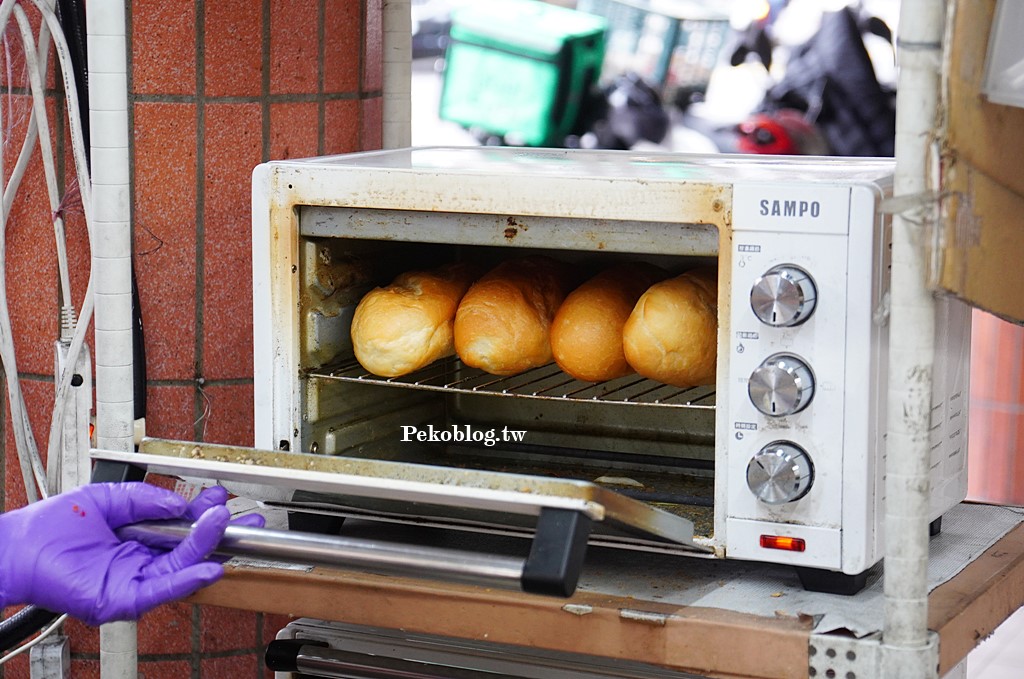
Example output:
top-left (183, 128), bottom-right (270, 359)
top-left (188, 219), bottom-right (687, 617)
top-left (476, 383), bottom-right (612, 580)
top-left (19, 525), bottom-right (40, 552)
top-left (929, 522), bottom-right (1024, 674)
top-left (194, 564), bottom-right (811, 679)
top-left (189, 519), bottom-right (1024, 678)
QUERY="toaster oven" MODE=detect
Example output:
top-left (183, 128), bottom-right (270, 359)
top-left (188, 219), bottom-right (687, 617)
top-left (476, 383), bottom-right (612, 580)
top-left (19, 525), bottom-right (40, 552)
top-left (220, 147), bottom-right (967, 596)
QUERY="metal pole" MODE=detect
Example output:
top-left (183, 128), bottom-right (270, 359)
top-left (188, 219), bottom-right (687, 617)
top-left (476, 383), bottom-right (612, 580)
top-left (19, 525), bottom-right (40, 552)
top-left (88, 0), bottom-right (137, 676)
top-left (116, 521), bottom-right (527, 590)
top-left (382, 0), bottom-right (412, 149)
top-left (881, 0), bottom-right (947, 675)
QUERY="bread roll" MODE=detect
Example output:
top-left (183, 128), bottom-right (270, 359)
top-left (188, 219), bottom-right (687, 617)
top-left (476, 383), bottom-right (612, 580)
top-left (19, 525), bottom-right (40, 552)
top-left (454, 256), bottom-right (574, 376)
top-left (623, 268), bottom-right (718, 388)
top-left (351, 262), bottom-right (481, 377)
top-left (550, 262), bottom-right (667, 382)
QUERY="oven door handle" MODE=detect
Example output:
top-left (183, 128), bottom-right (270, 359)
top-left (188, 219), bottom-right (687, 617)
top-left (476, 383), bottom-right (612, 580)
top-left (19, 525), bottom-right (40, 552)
top-left (116, 506), bottom-right (592, 597)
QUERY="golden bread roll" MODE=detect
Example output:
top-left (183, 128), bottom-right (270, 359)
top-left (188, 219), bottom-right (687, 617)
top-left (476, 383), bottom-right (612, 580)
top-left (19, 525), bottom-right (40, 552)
top-left (622, 268), bottom-right (718, 388)
top-left (351, 262), bottom-right (481, 377)
top-left (454, 256), bottom-right (574, 376)
top-left (550, 262), bottom-right (667, 382)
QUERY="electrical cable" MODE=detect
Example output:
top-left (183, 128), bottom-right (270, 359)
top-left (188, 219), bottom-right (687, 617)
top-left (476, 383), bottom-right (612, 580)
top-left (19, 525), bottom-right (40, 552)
top-left (0, 0), bottom-right (99, 497)
top-left (0, 73), bottom-right (45, 503)
top-left (24, 0), bottom-right (102, 491)
top-left (0, 0), bottom-right (98, 507)
top-left (17, 0), bottom-right (93, 240)
top-left (132, 270), bottom-right (146, 421)
top-left (0, 0), bottom-right (140, 653)
top-left (13, 3), bottom-right (73, 312)
top-left (0, 0), bottom-right (89, 503)
top-left (0, 0), bottom-right (97, 652)
top-left (10, 2), bottom-right (77, 495)
top-left (0, 610), bottom-right (66, 663)
top-left (0, 0), bottom-right (71, 503)
top-left (0, 612), bottom-right (67, 664)
top-left (1, 9), bottom-right (52, 217)
top-left (0, 0), bottom-right (94, 647)
top-left (54, 0), bottom-right (87, 153)
top-left (0, 606), bottom-right (62, 657)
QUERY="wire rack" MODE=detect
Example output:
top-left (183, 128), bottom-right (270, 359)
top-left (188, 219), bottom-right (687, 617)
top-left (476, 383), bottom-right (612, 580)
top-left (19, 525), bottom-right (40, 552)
top-left (309, 356), bottom-right (716, 410)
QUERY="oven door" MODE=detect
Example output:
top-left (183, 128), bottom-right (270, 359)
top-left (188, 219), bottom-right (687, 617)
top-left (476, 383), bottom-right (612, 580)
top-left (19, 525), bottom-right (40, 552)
top-left (92, 438), bottom-right (706, 597)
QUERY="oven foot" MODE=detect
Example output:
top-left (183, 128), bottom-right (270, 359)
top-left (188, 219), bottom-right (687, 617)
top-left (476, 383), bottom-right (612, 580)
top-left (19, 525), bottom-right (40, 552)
top-left (286, 490), bottom-right (347, 535)
top-left (929, 515), bottom-right (942, 537)
top-left (794, 567), bottom-right (869, 596)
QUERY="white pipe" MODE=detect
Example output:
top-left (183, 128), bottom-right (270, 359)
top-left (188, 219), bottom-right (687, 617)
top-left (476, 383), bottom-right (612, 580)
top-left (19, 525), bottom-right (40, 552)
top-left (89, 0), bottom-right (133, 451)
top-left (382, 0), bottom-right (411, 149)
top-left (88, 0), bottom-right (137, 676)
top-left (881, 0), bottom-right (946, 674)
top-left (99, 622), bottom-right (137, 679)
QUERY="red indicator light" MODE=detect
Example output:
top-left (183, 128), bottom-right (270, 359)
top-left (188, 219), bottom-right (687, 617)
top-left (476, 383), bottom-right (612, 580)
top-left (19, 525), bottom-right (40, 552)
top-left (760, 535), bottom-right (806, 552)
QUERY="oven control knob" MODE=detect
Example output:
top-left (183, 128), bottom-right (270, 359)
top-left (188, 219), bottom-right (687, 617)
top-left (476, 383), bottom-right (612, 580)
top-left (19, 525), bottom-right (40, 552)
top-left (750, 265), bottom-right (817, 327)
top-left (746, 441), bottom-right (814, 505)
top-left (748, 354), bottom-right (815, 417)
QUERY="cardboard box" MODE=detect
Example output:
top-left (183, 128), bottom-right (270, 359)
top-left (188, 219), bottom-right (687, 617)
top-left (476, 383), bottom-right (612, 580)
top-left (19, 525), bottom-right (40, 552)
top-left (941, 0), bottom-right (1024, 323)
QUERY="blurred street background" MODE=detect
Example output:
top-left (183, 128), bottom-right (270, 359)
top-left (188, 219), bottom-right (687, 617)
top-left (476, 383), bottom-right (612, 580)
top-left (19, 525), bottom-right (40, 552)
top-left (411, 0), bottom-right (900, 154)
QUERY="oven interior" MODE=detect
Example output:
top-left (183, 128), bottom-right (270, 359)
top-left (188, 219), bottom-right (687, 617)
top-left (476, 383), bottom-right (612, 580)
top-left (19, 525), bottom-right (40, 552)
top-left (293, 211), bottom-right (720, 542)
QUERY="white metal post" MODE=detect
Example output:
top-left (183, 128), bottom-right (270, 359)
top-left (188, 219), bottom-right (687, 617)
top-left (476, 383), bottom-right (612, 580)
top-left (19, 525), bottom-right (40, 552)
top-left (881, 0), bottom-right (947, 676)
top-left (382, 0), bottom-right (412, 149)
top-left (88, 0), bottom-right (137, 676)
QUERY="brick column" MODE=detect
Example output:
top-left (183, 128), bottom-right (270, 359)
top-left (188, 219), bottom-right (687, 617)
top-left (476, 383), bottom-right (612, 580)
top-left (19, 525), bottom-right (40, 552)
top-left (0, 0), bottom-right (382, 676)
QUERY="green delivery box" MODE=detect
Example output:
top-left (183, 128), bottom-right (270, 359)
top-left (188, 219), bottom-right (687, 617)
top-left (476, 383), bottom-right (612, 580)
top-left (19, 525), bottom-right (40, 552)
top-left (439, 0), bottom-right (607, 147)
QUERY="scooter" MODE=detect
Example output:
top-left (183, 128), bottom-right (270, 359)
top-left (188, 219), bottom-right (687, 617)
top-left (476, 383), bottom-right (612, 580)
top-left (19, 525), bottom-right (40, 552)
top-left (742, 3), bottom-right (896, 157)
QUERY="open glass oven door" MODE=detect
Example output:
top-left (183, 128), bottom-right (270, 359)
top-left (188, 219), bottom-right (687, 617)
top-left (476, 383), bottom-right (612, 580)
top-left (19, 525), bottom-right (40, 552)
top-left (91, 438), bottom-right (706, 598)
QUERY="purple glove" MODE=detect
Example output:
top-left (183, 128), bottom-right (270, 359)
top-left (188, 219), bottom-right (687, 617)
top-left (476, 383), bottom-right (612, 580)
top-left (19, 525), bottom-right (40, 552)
top-left (0, 482), bottom-right (263, 626)
top-left (182, 485), bottom-right (265, 528)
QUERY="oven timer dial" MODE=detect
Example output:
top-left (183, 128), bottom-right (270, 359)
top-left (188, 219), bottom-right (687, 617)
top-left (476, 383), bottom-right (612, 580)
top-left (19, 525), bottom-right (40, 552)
top-left (746, 441), bottom-right (814, 505)
top-left (748, 353), bottom-right (815, 417)
top-left (750, 264), bottom-right (817, 327)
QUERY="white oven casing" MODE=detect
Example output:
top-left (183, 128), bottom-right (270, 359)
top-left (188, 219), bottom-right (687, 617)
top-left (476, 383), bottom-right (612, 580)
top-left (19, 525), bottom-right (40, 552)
top-left (251, 147), bottom-right (969, 579)
top-left (723, 182), bottom-right (968, 575)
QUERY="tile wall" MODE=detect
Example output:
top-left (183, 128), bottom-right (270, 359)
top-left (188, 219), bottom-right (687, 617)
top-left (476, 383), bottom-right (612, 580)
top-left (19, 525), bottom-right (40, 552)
top-left (0, 0), bottom-right (382, 676)
top-left (968, 311), bottom-right (1024, 506)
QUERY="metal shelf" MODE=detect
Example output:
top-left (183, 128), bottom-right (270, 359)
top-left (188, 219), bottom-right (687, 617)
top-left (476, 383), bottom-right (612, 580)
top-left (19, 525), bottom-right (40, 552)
top-left (309, 355), bottom-right (717, 410)
top-left (187, 503), bottom-right (1024, 679)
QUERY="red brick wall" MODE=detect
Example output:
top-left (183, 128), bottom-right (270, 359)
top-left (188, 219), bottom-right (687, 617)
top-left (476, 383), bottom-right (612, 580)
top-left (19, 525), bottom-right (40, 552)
top-left (1, 0), bottom-right (382, 676)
